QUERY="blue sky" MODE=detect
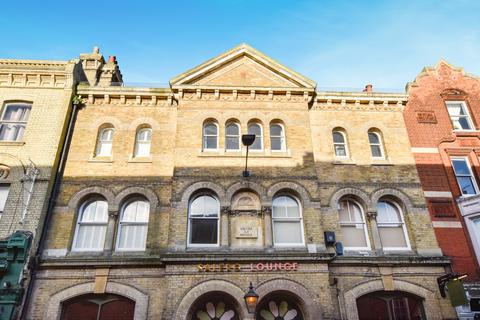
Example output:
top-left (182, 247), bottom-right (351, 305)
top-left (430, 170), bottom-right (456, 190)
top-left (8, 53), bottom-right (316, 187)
top-left (1, 0), bottom-right (479, 91)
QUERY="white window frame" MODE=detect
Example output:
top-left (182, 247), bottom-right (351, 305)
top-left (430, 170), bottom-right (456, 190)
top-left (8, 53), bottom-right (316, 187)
top-left (72, 199), bottom-right (109, 252)
top-left (0, 102), bottom-right (32, 141)
top-left (463, 213), bottom-right (480, 267)
top-left (115, 198), bottom-right (150, 252)
top-left (0, 184), bottom-right (10, 220)
top-left (446, 101), bottom-right (475, 132)
top-left (451, 157), bottom-right (479, 196)
top-left (338, 199), bottom-right (371, 251)
top-left (202, 122), bottom-right (219, 151)
top-left (377, 200), bottom-right (411, 251)
top-left (225, 122), bottom-right (241, 151)
top-left (95, 127), bottom-right (115, 157)
top-left (368, 131), bottom-right (385, 159)
top-left (270, 123), bottom-right (286, 152)
top-left (272, 195), bottom-right (305, 247)
top-left (333, 130), bottom-right (349, 158)
top-left (134, 127), bottom-right (152, 157)
top-left (187, 194), bottom-right (220, 247)
top-left (248, 123), bottom-right (263, 151)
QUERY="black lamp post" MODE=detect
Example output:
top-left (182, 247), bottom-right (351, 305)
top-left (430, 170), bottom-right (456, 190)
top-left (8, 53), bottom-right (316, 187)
top-left (244, 282), bottom-right (259, 314)
top-left (242, 134), bottom-right (255, 177)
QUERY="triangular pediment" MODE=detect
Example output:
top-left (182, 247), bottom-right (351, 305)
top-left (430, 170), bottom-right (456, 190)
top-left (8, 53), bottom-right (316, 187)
top-left (171, 43), bottom-right (316, 89)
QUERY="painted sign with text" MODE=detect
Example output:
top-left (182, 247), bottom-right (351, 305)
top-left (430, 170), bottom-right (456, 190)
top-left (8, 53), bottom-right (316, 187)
top-left (197, 262), bottom-right (299, 272)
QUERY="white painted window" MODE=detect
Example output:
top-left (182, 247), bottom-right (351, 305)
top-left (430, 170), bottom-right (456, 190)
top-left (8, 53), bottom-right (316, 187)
top-left (188, 194), bottom-right (219, 246)
top-left (225, 122), bottom-right (240, 151)
top-left (368, 131), bottom-right (384, 159)
top-left (377, 200), bottom-right (410, 250)
top-left (339, 199), bottom-right (370, 250)
top-left (446, 101), bottom-right (474, 131)
top-left (116, 198), bottom-right (150, 251)
top-left (248, 123), bottom-right (263, 150)
top-left (134, 127), bottom-right (152, 157)
top-left (0, 103), bottom-right (31, 141)
top-left (272, 195), bottom-right (305, 246)
top-left (72, 199), bottom-right (108, 251)
top-left (270, 123), bottom-right (286, 151)
top-left (333, 130), bottom-right (348, 158)
top-left (452, 157), bottom-right (478, 195)
top-left (203, 122), bottom-right (218, 150)
top-left (0, 185), bottom-right (10, 220)
top-left (95, 127), bottom-right (114, 156)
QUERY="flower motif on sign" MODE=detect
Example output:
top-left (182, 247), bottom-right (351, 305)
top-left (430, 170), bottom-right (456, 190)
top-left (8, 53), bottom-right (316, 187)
top-left (259, 301), bottom-right (299, 320)
top-left (195, 302), bottom-right (236, 320)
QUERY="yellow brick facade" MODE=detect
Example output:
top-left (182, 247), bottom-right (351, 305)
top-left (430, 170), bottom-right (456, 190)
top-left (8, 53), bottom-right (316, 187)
top-left (25, 45), bottom-right (456, 319)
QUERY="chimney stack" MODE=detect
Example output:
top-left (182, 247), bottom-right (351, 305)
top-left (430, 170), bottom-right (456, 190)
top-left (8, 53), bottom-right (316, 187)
top-left (363, 84), bottom-right (373, 93)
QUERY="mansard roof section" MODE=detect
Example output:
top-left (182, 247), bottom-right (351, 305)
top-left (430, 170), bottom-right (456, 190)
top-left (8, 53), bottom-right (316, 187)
top-left (406, 59), bottom-right (480, 93)
top-left (170, 43), bottom-right (316, 90)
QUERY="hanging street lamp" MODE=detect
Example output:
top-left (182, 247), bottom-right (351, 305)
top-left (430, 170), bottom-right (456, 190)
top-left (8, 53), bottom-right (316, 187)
top-left (244, 282), bottom-right (259, 314)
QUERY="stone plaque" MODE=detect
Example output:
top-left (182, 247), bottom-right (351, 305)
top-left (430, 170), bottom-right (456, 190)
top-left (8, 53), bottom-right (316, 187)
top-left (416, 111), bottom-right (437, 124)
top-left (236, 225), bottom-right (258, 238)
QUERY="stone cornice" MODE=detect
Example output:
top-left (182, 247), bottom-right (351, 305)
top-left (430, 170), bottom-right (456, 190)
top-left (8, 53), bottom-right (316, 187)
top-left (313, 91), bottom-right (407, 112)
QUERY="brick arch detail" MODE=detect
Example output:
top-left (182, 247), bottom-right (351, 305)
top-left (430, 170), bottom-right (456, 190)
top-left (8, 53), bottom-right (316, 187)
top-left (225, 181), bottom-right (268, 205)
top-left (89, 116), bottom-right (124, 130)
top-left (114, 186), bottom-right (159, 209)
top-left (370, 188), bottom-right (415, 212)
top-left (174, 279), bottom-right (248, 320)
top-left (255, 278), bottom-right (322, 320)
top-left (68, 186), bottom-right (116, 211)
top-left (329, 187), bottom-right (372, 211)
top-left (45, 281), bottom-right (148, 320)
top-left (128, 117), bottom-right (161, 130)
top-left (179, 181), bottom-right (227, 206)
top-left (343, 279), bottom-right (440, 320)
top-left (267, 181), bottom-right (318, 208)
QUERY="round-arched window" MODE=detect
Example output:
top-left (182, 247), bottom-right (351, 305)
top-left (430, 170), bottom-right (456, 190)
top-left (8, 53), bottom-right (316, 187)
top-left (116, 198), bottom-right (150, 251)
top-left (272, 195), bottom-right (304, 246)
top-left (188, 194), bottom-right (220, 246)
top-left (72, 198), bottom-right (108, 251)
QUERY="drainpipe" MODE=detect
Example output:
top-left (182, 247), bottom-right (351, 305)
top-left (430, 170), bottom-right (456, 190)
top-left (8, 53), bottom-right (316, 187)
top-left (19, 98), bottom-right (82, 320)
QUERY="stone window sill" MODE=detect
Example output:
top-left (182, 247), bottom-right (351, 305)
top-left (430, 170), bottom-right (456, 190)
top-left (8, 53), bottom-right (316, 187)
top-left (128, 155), bottom-right (152, 163)
top-left (89, 155), bottom-right (113, 163)
top-left (371, 158), bottom-right (392, 166)
top-left (0, 141), bottom-right (25, 146)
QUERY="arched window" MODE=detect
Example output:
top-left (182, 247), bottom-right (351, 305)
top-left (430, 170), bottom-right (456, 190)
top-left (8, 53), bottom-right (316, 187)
top-left (188, 194), bottom-right (220, 246)
top-left (357, 291), bottom-right (425, 320)
top-left (248, 123), bottom-right (263, 150)
top-left (189, 293), bottom-right (239, 320)
top-left (96, 126), bottom-right (114, 156)
top-left (61, 294), bottom-right (135, 320)
top-left (332, 130), bottom-right (348, 157)
top-left (203, 122), bottom-right (218, 150)
top-left (377, 200), bottom-right (410, 250)
top-left (0, 102), bottom-right (32, 141)
top-left (338, 199), bottom-right (370, 250)
top-left (368, 130), bottom-right (384, 159)
top-left (225, 122), bottom-right (241, 151)
top-left (134, 127), bottom-right (152, 157)
top-left (270, 123), bottom-right (286, 151)
top-left (72, 198), bottom-right (108, 251)
top-left (272, 195), bottom-right (304, 246)
top-left (116, 198), bottom-right (150, 251)
top-left (256, 293), bottom-right (304, 320)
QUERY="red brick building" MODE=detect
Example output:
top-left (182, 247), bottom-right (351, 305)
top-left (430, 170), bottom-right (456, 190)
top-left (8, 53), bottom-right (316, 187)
top-left (404, 60), bottom-right (480, 316)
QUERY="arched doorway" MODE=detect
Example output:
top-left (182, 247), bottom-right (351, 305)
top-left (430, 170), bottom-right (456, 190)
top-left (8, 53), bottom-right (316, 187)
top-left (188, 292), bottom-right (241, 320)
top-left (356, 291), bottom-right (425, 320)
top-left (256, 292), bottom-right (304, 320)
top-left (60, 293), bottom-right (135, 320)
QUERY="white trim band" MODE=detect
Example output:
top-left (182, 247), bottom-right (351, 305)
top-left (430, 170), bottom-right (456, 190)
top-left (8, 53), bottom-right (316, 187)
top-left (432, 221), bottom-right (462, 228)
top-left (411, 147), bottom-right (439, 154)
top-left (424, 191), bottom-right (453, 198)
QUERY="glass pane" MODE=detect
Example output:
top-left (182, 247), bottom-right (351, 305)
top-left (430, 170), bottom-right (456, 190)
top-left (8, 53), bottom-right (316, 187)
top-left (458, 176), bottom-right (477, 194)
top-left (0, 186), bottom-right (9, 212)
top-left (452, 159), bottom-right (471, 175)
top-left (75, 225), bottom-right (106, 250)
top-left (458, 117), bottom-right (472, 130)
top-left (250, 136), bottom-right (261, 150)
top-left (377, 201), bottom-right (401, 223)
top-left (205, 136), bottom-right (218, 149)
top-left (341, 225), bottom-right (367, 248)
top-left (271, 137), bottom-right (282, 151)
top-left (3, 105), bottom-right (31, 121)
top-left (190, 195), bottom-right (218, 217)
top-left (285, 197), bottom-right (300, 217)
top-left (333, 132), bottom-right (345, 143)
top-left (118, 225), bottom-right (147, 250)
top-left (370, 145), bottom-right (382, 157)
top-left (226, 124), bottom-right (239, 135)
top-left (226, 136), bottom-right (239, 150)
top-left (274, 221), bottom-right (302, 244)
top-left (135, 141), bottom-right (151, 157)
top-left (122, 200), bottom-right (149, 222)
top-left (447, 104), bottom-right (463, 116)
top-left (273, 196), bottom-right (300, 218)
top-left (137, 128), bottom-right (151, 141)
top-left (204, 124), bottom-right (217, 135)
top-left (338, 201), bottom-right (350, 222)
top-left (97, 141), bottom-right (112, 156)
top-left (100, 129), bottom-right (113, 141)
top-left (81, 200), bottom-right (108, 222)
top-left (270, 124), bottom-right (282, 136)
top-left (335, 144), bottom-right (346, 156)
top-left (379, 226), bottom-right (407, 248)
top-left (248, 124), bottom-right (261, 136)
top-left (0, 124), bottom-right (25, 141)
top-left (190, 219), bottom-right (218, 244)
top-left (368, 132), bottom-right (379, 144)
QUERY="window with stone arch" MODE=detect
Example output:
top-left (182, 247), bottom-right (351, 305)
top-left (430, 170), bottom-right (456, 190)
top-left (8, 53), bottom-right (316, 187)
top-left (272, 194), bottom-right (305, 246)
top-left (225, 120), bottom-right (241, 151)
top-left (367, 128), bottom-right (385, 159)
top-left (338, 197), bottom-right (370, 250)
top-left (189, 292), bottom-right (240, 320)
top-left (72, 196), bottom-right (109, 251)
top-left (61, 293), bottom-right (135, 320)
top-left (134, 125), bottom-right (152, 157)
top-left (0, 101), bottom-right (32, 141)
top-left (188, 192), bottom-right (220, 246)
top-left (95, 124), bottom-right (115, 157)
top-left (270, 121), bottom-right (286, 151)
top-left (376, 198), bottom-right (410, 250)
top-left (116, 196), bottom-right (150, 251)
top-left (203, 120), bottom-right (219, 151)
top-left (248, 121), bottom-right (263, 151)
top-left (332, 128), bottom-right (349, 158)
top-left (256, 292), bottom-right (304, 320)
